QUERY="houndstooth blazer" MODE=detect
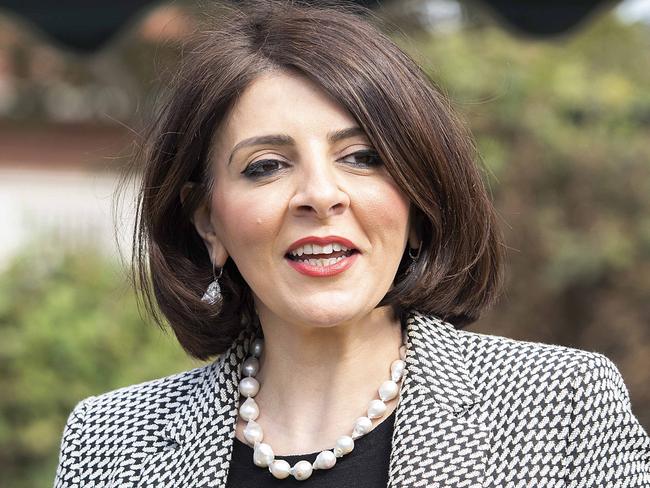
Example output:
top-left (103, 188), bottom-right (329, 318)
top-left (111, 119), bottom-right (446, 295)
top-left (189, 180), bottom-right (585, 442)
top-left (54, 309), bottom-right (650, 487)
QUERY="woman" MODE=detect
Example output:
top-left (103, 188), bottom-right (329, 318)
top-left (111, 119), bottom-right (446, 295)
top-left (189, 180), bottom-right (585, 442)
top-left (54, 1), bottom-right (649, 486)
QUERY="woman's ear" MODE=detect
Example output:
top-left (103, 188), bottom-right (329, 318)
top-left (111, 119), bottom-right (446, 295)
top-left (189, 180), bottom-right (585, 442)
top-left (181, 183), bottom-right (229, 266)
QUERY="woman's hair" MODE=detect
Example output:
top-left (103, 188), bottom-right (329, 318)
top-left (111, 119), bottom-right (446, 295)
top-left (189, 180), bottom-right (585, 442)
top-left (131, 0), bottom-right (506, 359)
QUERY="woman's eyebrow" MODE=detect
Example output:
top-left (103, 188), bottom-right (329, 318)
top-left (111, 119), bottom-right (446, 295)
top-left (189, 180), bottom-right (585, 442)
top-left (227, 126), bottom-right (366, 165)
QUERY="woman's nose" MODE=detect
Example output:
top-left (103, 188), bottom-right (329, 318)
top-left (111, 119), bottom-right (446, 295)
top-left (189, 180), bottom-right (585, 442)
top-left (289, 160), bottom-right (350, 219)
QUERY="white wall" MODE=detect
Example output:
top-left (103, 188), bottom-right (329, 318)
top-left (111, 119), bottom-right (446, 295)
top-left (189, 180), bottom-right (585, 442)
top-left (0, 168), bottom-right (137, 269)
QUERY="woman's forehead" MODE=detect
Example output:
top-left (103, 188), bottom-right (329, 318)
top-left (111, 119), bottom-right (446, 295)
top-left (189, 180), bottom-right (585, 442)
top-left (213, 70), bottom-right (359, 154)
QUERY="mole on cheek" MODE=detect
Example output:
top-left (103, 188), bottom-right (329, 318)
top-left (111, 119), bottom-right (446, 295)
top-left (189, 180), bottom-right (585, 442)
top-left (256, 218), bottom-right (263, 225)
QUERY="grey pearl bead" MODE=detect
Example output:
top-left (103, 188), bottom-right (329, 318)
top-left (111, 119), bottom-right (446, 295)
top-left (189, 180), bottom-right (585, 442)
top-left (251, 338), bottom-right (264, 358)
top-left (242, 357), bottom-right (260, 377)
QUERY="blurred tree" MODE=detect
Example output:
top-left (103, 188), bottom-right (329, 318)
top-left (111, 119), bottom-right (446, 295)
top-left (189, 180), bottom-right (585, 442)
top-left (399, 13), bottom-right (650, 426)
top-left (0, 247), bottom-right (197, 488)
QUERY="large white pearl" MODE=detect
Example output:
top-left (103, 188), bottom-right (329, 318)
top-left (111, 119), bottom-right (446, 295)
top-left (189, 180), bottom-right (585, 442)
top-left (334, 435), bottom-right (354, 457)
top-left (239, 377), bottom-right (260, 397)
top-left (243, 419), bottom-right (264, 445)
top-left (378, 380), bottom-right (399, 402)
top-left (253, 442), bottom-right (274, 467)
top-left (269, 459), bottom-right (291, 479)
top-left (313, 450), bottom-right (337, 469)
top-left (239, 397), bottom-right (259, 421)
top-left (352, 416), bottom-right (372, 439)
top-left (250, 338), bottom-right (264, 358)
top-left (242, 357), bottom-right (259, 377)
top-left (367, 399), bottom-right (387, 419)
top-left (390, 359), bottom-right (405, 382)
top-left (292, 460), bottom-right (313, 480)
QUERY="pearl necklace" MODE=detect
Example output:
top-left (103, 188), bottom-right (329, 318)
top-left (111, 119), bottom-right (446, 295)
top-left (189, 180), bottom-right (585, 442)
top-left (236, 332), bottom-right (407, 481)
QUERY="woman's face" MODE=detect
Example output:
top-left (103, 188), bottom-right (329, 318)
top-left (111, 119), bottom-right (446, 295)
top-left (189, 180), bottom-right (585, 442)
top-left (195, 70), bottom-right (413, 328)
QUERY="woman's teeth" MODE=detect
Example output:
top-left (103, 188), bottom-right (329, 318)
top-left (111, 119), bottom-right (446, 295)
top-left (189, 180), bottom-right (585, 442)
top-left (289, 242), bottom-right (350, 257)
top-left (287, 242), bottom-right (355, 266)
top-left (300, 255), bottom-right (347, 267)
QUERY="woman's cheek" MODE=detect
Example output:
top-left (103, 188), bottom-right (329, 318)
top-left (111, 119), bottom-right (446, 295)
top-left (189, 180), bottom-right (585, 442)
top-left (213, 191), bottom-right (281, 257)
top-left (360, 184), bottom-right (410, 231)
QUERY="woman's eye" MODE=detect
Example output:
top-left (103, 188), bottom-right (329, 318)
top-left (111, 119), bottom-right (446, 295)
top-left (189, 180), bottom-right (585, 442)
top-left (241, 159), bottom-right (287, 178)
top-left (341, 150), bottom-right (383, 168)
top-left (241, 150), bottom-right (382, 178)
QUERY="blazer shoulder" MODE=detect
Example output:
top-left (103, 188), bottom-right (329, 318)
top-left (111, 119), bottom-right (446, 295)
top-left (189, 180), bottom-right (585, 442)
top-left (457, 329), bottom-right (623, 399)
top-left (461, 328), bottom-right (608, 368)
top-left (55, 363), bottom-right (218, 487)
top-left (69, 362), bottom-right (215, 442)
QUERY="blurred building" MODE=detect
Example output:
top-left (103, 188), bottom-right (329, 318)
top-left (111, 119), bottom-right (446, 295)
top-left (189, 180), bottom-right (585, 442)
top-left (0, 124), bottom-right (134, 267)
top-left (0, 4), bottom-right (194, 268)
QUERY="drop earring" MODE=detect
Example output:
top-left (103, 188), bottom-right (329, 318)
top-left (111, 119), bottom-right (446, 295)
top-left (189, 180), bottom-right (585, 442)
top-left (202, 266), bottom-right (223, 305)
top-left (407, 244), bottom-right (421, 274)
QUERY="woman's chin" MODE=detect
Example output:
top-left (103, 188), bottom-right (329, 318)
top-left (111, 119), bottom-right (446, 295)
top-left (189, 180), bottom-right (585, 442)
top-left (283, 302), bottom-right (379, 330)
top-left (254, 290), bottom-right (387, 329)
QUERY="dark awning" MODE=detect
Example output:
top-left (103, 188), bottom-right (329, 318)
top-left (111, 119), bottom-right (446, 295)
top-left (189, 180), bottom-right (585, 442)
top-left (0, 0), bottom-right (617, 53)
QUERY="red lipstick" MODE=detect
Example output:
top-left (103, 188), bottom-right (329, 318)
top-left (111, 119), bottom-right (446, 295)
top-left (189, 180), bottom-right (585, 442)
top-left (285, 235), bottom-right (359, 277)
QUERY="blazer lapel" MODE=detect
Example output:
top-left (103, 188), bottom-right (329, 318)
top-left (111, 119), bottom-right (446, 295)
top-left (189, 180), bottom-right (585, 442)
top-left (387, 310), bottom-right (491, 488)
top-left (134, 326), bottom-right (254, 488)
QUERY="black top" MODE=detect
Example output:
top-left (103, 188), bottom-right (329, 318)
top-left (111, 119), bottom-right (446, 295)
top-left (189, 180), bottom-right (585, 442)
top-left (226, 408), bottom-right (396, 487)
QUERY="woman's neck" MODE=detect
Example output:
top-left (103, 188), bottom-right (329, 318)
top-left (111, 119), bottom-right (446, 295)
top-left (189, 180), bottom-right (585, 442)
top-left (240, 306), bottom-right (403, 456)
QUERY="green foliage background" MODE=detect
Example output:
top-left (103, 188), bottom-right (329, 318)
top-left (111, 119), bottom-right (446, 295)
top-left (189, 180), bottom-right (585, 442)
top-left (0, 8), bottom-right (648, 488)
top-left (0, 251), bottom-right (197, 488)
top-left (412, 14), bottom-right (650, 427)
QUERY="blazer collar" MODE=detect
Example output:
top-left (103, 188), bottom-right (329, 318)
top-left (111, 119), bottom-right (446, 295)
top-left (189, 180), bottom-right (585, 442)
top-left (161, 326), bottom-right (253, 448)
top-left (386, 310), bottom-right (490, 487)
top-left (401, 309), bottom-right (480, 413)
top-left (135, 310), bottom-right (490, 487)
top-left (133, 326), bottom-right (254, 487)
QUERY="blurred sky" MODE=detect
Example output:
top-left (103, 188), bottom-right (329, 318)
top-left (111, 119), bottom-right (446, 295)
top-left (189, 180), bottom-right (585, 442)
top-left (616, 0), bottom-right (650, 23)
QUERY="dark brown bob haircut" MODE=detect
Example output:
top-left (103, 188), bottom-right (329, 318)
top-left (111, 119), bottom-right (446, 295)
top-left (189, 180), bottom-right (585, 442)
top-left (132, 0), bottom-right (505, 360)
